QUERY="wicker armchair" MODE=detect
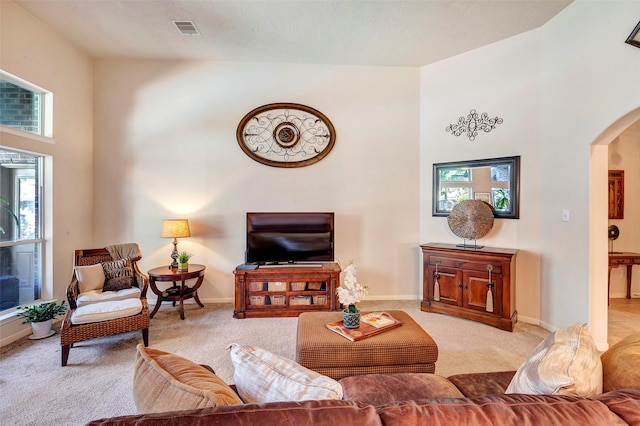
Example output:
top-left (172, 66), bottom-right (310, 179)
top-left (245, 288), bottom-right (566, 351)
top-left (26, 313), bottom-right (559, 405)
top-left (60, 248), bottom-right (149, 366)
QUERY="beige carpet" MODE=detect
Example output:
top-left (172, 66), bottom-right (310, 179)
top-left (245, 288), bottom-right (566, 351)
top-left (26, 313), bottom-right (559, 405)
top-left (0, 300), bottom-right (549, 425)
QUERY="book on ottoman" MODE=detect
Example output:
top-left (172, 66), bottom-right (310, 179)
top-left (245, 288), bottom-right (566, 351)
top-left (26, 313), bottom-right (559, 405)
top-left (326, 311), bottom-right (402, 342)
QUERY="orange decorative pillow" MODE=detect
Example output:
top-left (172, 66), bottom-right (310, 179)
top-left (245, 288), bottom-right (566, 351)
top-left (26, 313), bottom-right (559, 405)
top-left (134, 344), bottom-right (243, 413)
top-left (601, 333), bottom-right (640, 393)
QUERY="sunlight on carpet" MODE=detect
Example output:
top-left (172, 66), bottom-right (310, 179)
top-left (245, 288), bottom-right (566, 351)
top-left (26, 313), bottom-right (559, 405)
top-left (0, 300), bottom-right (549, 425)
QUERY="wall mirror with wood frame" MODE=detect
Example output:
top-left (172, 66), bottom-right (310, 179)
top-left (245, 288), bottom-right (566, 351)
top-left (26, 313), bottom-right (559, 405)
top-left (433, 156), bottom-right (520, 219)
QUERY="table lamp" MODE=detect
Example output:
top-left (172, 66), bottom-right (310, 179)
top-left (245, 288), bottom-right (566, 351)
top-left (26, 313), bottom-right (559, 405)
top-left (161, 219), bottom-right (191, 269)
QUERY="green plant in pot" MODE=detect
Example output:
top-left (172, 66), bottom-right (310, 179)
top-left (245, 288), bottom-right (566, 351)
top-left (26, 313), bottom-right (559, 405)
top-left (16, 300), bottom-right (67, 339)
top-left (177, 251), bottom-right (193, 272)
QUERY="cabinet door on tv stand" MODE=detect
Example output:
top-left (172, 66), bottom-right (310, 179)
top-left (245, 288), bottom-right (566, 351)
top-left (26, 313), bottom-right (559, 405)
top-left (428, 266), bottom-right (462, 306)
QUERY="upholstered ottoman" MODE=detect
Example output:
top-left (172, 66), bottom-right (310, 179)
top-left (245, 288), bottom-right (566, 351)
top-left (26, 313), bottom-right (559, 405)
top-left (296, 310), bottom-right (438, 380)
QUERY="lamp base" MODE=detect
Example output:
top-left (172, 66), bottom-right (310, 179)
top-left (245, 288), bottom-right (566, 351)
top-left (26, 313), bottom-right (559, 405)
top-left (169, 238), bottom-right (179, 269)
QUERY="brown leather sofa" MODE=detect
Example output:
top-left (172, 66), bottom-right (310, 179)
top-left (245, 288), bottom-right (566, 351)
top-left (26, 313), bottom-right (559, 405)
top-left (89, 333), bottom-right (640, 425)
top-left (88, 371), bottom-right (640, 425)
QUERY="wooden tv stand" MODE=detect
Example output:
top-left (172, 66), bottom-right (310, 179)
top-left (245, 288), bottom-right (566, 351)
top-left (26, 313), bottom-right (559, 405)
top-left (233, 263), bottom-right (341, 318)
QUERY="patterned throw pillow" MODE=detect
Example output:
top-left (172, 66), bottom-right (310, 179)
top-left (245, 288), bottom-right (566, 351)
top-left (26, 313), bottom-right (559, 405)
top-left (227, 343), bottom-right (343, 403)
top-left (101, 259), bottom-right (134, 292)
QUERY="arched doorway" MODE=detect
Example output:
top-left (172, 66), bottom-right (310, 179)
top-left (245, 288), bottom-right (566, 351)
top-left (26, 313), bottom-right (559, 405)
top-left (590, 109), bottom-right (640, 349)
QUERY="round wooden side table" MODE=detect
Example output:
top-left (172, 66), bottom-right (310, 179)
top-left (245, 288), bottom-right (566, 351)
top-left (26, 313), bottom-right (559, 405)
top-left (148, 264), bottom-right (206, 320)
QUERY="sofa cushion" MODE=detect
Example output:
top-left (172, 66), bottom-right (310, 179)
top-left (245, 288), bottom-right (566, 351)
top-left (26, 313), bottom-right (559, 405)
top-left (227, 343), bottom-right (343, 403)
top-left (447, 371), bottom-right (516, 398)
top-left (340, 373), bottom-right (463, 405)
top-left (134, 345), bottom-right (243, 414)
top-left (377, 393), bottom-right (627, 426)
top-left (75, 264), bottom-right (105, 294)
top-left (597, 388), bottom-right (640, 425)
top-left (101, 259), bottom-right (134, 291)
top-left (506, 323), bottom-right (602, 397)
top-left (88, 400), bottom-right (383, 426)
top-left (601, 332), bottom-right (640, 392)
top-left (70, 298), bottom-right (142, 324)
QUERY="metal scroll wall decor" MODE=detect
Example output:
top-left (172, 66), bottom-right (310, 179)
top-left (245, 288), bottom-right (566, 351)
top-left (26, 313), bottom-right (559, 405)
top-left (236, 103), bottom-right (336, 168)
top-left (445, 109), bottom-right (503, 141)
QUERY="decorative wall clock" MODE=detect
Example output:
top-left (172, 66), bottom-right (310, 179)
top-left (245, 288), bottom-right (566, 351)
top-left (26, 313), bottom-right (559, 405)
top-left (236, 103), bottom-right (336, 168)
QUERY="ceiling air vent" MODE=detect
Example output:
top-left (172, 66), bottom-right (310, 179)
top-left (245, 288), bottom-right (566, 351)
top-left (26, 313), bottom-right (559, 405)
top-left (173, 20), bottom-right (200, 36)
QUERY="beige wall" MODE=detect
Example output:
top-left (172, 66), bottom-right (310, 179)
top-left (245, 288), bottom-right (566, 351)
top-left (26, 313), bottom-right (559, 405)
top-left (421, 1), bottom-right (640, 349)
top-left (92, 59), bottom-right (421, 303)
top-left (0, 1), bottom-right (94, 344)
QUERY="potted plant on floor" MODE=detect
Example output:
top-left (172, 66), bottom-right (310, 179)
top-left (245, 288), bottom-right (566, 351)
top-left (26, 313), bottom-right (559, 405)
top-left (16, 300), bottom-right (67, 339)
top-left (177, 251), bottom-right (193, 272)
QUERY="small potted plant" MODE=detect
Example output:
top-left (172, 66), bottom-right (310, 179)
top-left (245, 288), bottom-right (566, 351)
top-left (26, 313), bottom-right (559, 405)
top-left (177, 251), bottom-right (193, 272)
top-left (16, 300), bottom-right (67, 339)
top-left (336, 261), bottom-right (368, 329)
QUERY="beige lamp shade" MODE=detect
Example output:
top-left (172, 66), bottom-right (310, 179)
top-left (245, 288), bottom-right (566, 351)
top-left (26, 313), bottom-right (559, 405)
top-left (161, 219), bottom-right (191, 238)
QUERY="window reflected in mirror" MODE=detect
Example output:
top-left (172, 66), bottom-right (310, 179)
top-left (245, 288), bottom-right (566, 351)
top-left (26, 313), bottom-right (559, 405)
top-left (433, 156), bottom-right (520, 219)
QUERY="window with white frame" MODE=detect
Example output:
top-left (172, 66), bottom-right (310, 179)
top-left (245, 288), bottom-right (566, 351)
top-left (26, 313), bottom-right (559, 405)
top-left (0, 71), bottom-right (48, 313)
top-left (0, 70), bottom-right (52, 137)
top-left (0, 148), bottom-right (43, 312)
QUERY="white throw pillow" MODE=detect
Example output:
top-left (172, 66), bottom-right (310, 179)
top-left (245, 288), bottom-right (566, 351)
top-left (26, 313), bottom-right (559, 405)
top-left (75, 264), bottom-right (105, 294)
top-left (227, 343), bottom-right (343, 403)
top-left (506, 322), bottom-right (603, 397)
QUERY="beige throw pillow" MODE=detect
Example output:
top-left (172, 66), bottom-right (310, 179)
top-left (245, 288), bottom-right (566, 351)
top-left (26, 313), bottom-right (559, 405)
top-left (75, 264), bottom-right (105, 294)
top-left (506, 323), bottom-right (602, 397)
top-left (134, 344), bottom-right (243, 413)
top-left (227, 343), bottom-right (343, 403)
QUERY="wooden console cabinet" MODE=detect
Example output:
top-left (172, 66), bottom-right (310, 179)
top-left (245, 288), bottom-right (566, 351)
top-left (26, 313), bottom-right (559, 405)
top-left (233, 263), bottom-right (341, 318)
top-left (420, 243), bottom-right (518, 331)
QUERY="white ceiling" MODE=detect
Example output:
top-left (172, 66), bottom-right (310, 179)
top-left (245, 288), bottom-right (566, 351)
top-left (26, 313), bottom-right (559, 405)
top-left (15, 0), bottom-right (573, 67)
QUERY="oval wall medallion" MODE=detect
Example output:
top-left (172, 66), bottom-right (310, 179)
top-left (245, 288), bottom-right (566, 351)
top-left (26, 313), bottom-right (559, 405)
top-left (236, 103), bottom-right (336, 168)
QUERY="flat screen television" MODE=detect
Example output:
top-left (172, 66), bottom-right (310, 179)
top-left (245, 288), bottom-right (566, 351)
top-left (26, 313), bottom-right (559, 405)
top-left (245, 212), bottom-right (334, 264)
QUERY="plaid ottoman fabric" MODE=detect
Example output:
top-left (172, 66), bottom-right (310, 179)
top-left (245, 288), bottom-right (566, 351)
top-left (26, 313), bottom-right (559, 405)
top-left (296, 310), bottom-right (438, 380)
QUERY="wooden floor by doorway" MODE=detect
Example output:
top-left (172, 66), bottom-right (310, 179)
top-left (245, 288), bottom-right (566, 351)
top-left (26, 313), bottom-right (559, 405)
top-left (608, 298), bottom-right (640, 345)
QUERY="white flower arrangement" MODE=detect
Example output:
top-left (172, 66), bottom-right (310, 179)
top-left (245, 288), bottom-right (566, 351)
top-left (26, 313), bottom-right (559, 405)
top-left (336, 261), bottom-right (368, 313)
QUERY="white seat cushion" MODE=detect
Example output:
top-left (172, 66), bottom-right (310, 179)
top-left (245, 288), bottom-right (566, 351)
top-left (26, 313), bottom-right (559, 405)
top-left (71, 298), bottom-right (142, 325)
top-left (76, 287), bottom-right (141, 307)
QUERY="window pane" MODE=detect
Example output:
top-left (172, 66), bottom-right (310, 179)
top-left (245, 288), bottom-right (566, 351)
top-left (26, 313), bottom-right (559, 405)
top-left (0, 148), bottom-right (42, 311)
top-left (491, 165), bottom-right (511, 182)
top-left (0, 242), bottom-right (41, 310)
top-left (492, 188), bottom-right (511, 211)
top-left (439, 167), bottom-right (471, 182)
top-left (438, 187), bottom-right (471, 211)
top-left (0, 78), bottom-right (41, 135)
